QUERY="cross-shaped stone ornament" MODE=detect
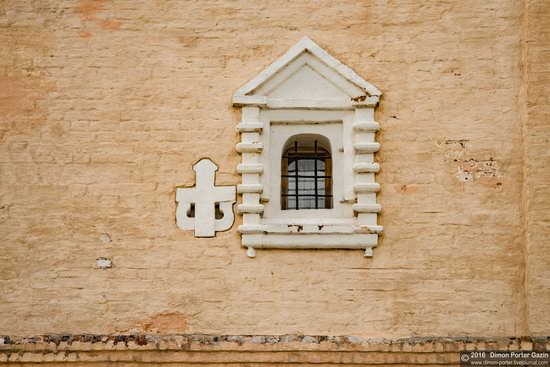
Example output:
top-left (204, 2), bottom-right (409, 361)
top-left (176, 159), bottom-right (236, 237)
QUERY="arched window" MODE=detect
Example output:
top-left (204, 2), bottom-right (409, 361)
top-left (281, 137), bottom-right (333, 210)
top-left (234, 37), bottom-right (383, 257)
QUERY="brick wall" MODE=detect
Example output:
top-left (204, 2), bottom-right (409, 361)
top-left (1, 335), bottom-right (548, 366)
top-left (0, 0), bottom-right (548, 353)
top-left (523, 0), bottom-right (550, 336)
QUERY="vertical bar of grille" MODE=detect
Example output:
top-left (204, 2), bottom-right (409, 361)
top-left (326, 155), bottom-right (332, 209)
top-left (314, 140), bottom-right (318, 209)
top-left (294, 141), bottom-right (299, 210)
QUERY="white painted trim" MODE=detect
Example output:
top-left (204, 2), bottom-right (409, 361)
top-left (234, 38), bottom-right (383, 257)
top-left (237, 164), bottom-right (263, 174)
top-left (238, 224), bottom-right (268, 234)
top-left (267, 98), bottom-right (352, 109)
top-left (253, 52), bottom-right (364, 99)
top-left (236, 123), bottom-right (263, 132)
top-left (354, 142), bottom-right (381, 153)
top-left (233, 37), bottom-right (381, 103)
top-left (176, 159), bottom-right (236, 238)
top-left (237, 184), bottom-right (263, 194)
top-left (352, 203), bottom-right (382, 213)
top-left (233, 95), bottom-right (267, 107)
top-left (353, 122), bottom-right (380, 132)
top-left (353, 183), bottom-right (381, 193)
top-left (265, 122), bottom-right (347, 220)
top-left (246, 247), bottom-right (257, 258)
top-left (351, 96), bottom-right (380, 107)
top-left (236, 142), bottom-right (263, 153)
top-left (364, 248), bottom-right (374, 257)
top-left (237, 204), bottom-right (264, 214)
top-left (242, 233), bottom-right (378, 248)
top-left (363, 225), bottom-right (384, 234)
top-left (353, 162), bottom-right (381, 173)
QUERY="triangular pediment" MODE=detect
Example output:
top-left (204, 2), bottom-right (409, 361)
top-left (268, 65), bottom-right (349, 100)
top-left (233, 37), bottom-right (381, 108)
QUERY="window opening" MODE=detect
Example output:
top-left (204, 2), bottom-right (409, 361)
top-left (187, 203), bottom-right (195, 218)
top-left (281, 140), bottom-right (332, 210)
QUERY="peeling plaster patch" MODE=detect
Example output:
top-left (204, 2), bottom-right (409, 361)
top-left (346, 336), bottom-right (364, 344)
top-left (139, 313), bottom-right (188, 334)
top-left (178, 34), bottom-right (200, 48)
top-left (75, 0), bottom-right (123, 37)
top-left (399, 184), bottom-right (419, 194)
top-left (439, 139), bottom-right (469, 161)
top-left (456, 169), bottom-right (472, 182)
top-left (302, 336), bottom-right (319, 343)
top-left (0, 77), bottom-right (25, 117)
top-left (99, 233), bottom-right (112, 244)
top-left (438, 139), bottom-right (502, 187)
top-left (445, 139), bottom-right (467, 149)
top-left (100, 19), bottom-right (122, 30)
top-left (456, 158), bottom-right (501, 183)
top-left (75, 0), bottom-right (106, 21)
top-left (251, 336), bottom-right (266, 343)
top-left (96, 257), bottom-right (112, 269)
top-left (49, 123), bottom-right (65, 139)
top-left (479, 176), bottom-right (504, 190)
top-left (78, 30), bottom-right (93, 38)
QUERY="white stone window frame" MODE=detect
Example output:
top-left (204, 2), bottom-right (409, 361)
top-left (234, 37), bottom-right (382, 258)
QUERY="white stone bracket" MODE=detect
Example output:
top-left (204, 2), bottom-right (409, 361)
top-left (353, 108), bottom-right (383, 236)
top-left (235, 106), bottom-right (265, 257)
top-left (176, 159), bottom-right (236, 237)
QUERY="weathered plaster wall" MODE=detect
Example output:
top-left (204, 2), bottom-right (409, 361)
top-left (523, 0), bottom-right (550, 336)
top-left (0, 0), bottom-right (547, 342)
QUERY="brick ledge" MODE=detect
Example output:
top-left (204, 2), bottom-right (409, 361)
top-left (0, 335), bottom-right (548, 365)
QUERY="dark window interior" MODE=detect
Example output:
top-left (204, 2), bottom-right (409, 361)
top-left (281, 140), bottom-right (333, 210)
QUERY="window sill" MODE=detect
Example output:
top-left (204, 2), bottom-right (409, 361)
top-left (241, 233), bottom-right (378, 258)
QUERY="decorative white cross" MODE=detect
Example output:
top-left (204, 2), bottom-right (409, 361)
top-left (176, 159), bottom-right (236, 237)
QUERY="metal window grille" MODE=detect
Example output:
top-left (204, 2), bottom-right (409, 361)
top-left (281, 140), bottom-right (333, 210)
